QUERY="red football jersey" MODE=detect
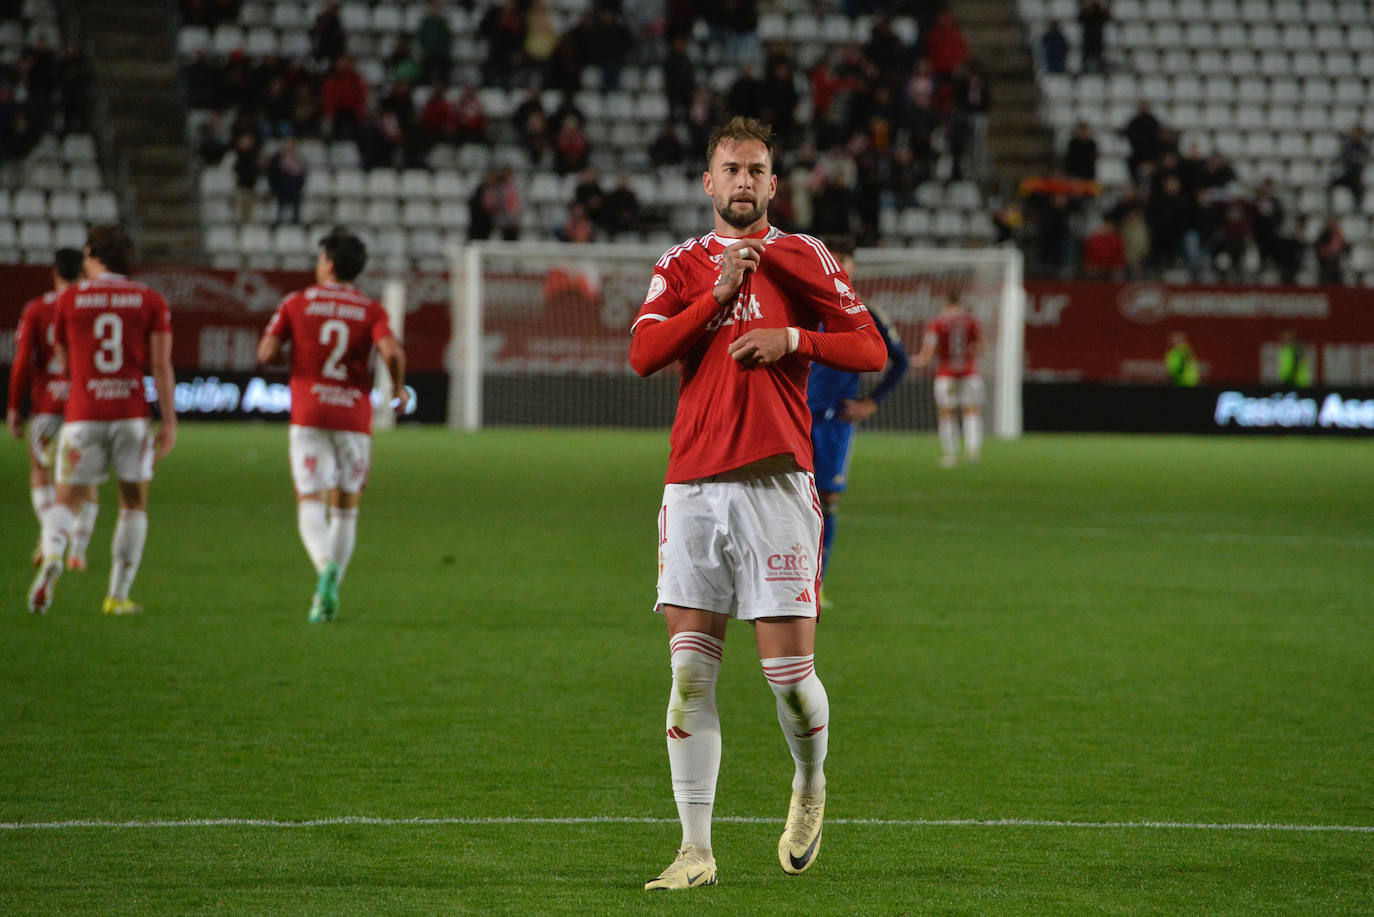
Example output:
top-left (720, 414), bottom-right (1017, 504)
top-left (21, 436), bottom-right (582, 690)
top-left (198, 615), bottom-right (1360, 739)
top-left (264, 282), bottom-right (393, 434)
top-left (7, 291), bottom-right (69, 417)
top-left (926, 311), bottom-right (981, 378)
top-left (53, 274), bottom-right (172, 422)
top-left (631, 226), bottom-right (885, 483)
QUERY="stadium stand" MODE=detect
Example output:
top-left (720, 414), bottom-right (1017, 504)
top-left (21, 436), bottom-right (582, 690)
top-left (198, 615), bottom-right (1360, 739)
top-left (0, 0), bottom-right (121, 263)
top-left (1020, 0), bottom-right (1374, 284)
top-left (177, 0), bottom-right (1005, 271)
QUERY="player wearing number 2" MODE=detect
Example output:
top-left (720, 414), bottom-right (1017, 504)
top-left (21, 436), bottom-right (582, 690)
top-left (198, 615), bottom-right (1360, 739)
top-left (28, 225), bottom-right (177, 616)
top-left (257, 228), bottom-right (406, 623)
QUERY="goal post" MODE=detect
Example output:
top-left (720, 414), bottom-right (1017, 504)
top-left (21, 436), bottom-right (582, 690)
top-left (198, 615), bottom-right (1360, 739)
top-left (445, 240), bottom-right (1024, 437)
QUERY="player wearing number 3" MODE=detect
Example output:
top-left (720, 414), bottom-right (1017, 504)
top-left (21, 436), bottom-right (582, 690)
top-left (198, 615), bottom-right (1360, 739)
top-left (258, 228), bottom-right (406, 623)
top-left (28, 225), bottom-right (178, 616)
top-left (631, 117), bottom-right (887, 889)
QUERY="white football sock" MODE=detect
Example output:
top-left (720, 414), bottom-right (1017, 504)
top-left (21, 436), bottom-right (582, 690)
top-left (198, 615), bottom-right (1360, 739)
top-left (328, 506), bottom-right (358, 580)
top-left (963, 412), bottom-right (982, 461)
top-left (762, 655), bottom-right (829, 796)
top-left (69, 499), bottom-right (99, 561)
top-left (666, 631), bottom-right (724, 851)
top-left (938, 415), bottom-right (959, 462)
top-left (296, 499), bottom-right (330, 573)
top-left (108, 508), bottom-right (147, 600)
top-left (31, 485), bottom-right (54, 524)
top-left (40, 502), bottom-right (76, 564)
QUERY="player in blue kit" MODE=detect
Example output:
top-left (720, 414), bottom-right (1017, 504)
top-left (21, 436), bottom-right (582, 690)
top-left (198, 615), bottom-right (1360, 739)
top-left (807, 237), bottom-right (909, 607)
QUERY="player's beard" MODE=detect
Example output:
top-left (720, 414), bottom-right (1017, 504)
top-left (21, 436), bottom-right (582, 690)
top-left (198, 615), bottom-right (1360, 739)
top-left (716, 195), bottom-right (767, 229)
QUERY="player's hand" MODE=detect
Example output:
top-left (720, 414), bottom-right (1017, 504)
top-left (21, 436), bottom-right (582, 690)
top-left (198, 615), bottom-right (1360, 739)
top-left (6, 408), bottom-right (24, 439)
top-left (154, 422), bottom-right (177, 461)
top-left (713, 239), bottom-right (765, 305)
top-left (728, 328), bottom-right (791, 368)
top-left (392, 385), bottom-right (411, 414)
top-left (839, 398), bottom-right (877, 424)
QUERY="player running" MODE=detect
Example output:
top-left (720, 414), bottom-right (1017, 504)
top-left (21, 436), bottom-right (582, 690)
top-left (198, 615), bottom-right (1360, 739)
top-left (8, 249), bottom-right (100, 572)
top-left (257, 227), bottom-right (406, 623)
top-left (913, 290), bottom-right (983, 467)
top-left (807, 236), bottom-right (909, 605)
top-left (630, 117), bottom-right (887, 890)
top-left (28, 225), bottom-right (178, 616)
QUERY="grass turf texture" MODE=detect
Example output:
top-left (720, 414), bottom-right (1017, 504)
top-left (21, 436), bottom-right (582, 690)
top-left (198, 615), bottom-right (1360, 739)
top-left (1, 424), bottom-right (1370, 914)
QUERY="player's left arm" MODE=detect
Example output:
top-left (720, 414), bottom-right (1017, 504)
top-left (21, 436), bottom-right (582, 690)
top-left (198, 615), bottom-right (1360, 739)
top-left (732, 240), bottom-right (885, 372)
top-left (7, 309), bottom-right (35, 436)
top-left (376, 334), bottom-right (408, 412)
top-left (257, 296), bottom-right (293, 365)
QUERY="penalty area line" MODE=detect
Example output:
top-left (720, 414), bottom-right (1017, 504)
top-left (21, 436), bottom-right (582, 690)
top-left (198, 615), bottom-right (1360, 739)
top-left (1, 816), bottom-right (1371, 834)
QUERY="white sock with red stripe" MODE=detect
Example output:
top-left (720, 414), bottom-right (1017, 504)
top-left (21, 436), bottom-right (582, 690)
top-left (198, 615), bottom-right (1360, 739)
top-left (963, 412), bottom-right (982, 461)
top-left (107, 509), bottom-right (147, 600)
top-left (296, 499), bottom-right (329, 573)
top-left (328, 507), bottom-right (358, 580)
top-left (31, 485), bottom-right (54, 524)
top-left (69, 500), bottom-right (99, 562)
top-left (762, 655), bottom-right (829, 795)
top-left (938, 416), bottom-right (959, 462)
top-left (39, 502), bottom-right (75, 565)
top-left (666, 631), bottom-right (724, 851)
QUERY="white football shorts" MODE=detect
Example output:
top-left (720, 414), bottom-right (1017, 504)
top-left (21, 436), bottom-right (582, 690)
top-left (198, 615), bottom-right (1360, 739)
top-left (656, 461), bottom-right (823, 620)
top-left (289, 424), bottom-right (372, 495)
top-left (56, 418), bottom-right (154, 485)
top-left (28, 413), bottom-right (63, 470)
top-left (934, 374), bottom-right (985, 411)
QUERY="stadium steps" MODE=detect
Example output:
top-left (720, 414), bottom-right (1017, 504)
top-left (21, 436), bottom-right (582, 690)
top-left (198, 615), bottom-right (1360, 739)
top-left (961, 0), bottom-right (1056, 192)
top-left (71, 0), bottom-right (199, 263)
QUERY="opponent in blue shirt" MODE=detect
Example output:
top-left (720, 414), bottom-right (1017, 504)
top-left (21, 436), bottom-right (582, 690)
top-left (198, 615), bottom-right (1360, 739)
top-left (808, 237), bottom-right (909, 606)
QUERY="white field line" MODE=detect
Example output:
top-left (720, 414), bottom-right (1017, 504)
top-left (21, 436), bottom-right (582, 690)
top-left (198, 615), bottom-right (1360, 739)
top-left (1, 816), bottom-right (1370, 833)
top-left (852, 516), bottom-right (1374, 550)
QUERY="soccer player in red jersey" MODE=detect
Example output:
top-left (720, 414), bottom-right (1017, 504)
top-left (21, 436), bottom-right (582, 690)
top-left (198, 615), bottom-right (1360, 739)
top-left (8, 249), bottom-right (100, 571)
top-left (630, 117), bottom-right (887, 890)
top-left (257, 228), bottom-right (406, 623)
top-left (913, 291), bottom-right (984, 467)
top-left (28, 226), bottom-right (178, 616)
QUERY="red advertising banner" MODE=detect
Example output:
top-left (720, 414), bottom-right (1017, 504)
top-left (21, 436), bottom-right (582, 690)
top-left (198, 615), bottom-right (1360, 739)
top-left (1025, 280), bottom-right (1374, 385)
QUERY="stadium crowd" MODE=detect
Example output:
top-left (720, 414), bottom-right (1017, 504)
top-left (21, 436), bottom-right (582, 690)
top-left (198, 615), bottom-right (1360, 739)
top-left (0, 27), bottom-right (92, 169)
top-left (181, 0), bottom-right (993, 246)
top-left (1023, 6), bottom-right (1357, 284)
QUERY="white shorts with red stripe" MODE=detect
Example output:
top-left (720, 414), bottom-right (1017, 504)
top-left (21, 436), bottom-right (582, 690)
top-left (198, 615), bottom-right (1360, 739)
top-left (28, 413), bottom-right (63, 469)
top-left (289, 424), bottom-right (372, 495)
top-left (57, 418), bottom-right (154, 485)
top-left (655, 460), bottom-right (823, 620)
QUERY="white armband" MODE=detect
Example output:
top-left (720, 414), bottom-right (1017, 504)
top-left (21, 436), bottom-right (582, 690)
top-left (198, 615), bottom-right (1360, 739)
top-left (786, 326), bottom-right (800, 354)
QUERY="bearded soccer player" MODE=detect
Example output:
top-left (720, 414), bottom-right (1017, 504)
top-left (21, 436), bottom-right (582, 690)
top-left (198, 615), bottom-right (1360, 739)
top-left (630, 117), bottom-right (887, 890)
top-left (913, 290), bottom-right (983, 467)
top-left (8, 248), bottom-right (100, 571)
top-left (28, 226), bottom-right (177, 616)
top-left (807, 236), bottom-right (909, 605)
top-left (257, 228), bottom-right (406, 623)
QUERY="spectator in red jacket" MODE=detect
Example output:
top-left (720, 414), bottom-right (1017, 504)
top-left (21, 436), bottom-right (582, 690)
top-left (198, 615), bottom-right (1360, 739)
top-left (924, 12), bottom-right (969, 78)
top-left (1081, 217), bottom-right (1127, 277)
top-left (321, 55), bottom-right (368, 139)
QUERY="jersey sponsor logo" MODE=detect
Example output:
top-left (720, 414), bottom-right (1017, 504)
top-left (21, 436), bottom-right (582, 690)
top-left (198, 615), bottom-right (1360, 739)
top-left (87, 378), bottom-right (142, 400)
top-left (706, 293), bottom-right (763, 331)
top-left (309, 382), bottom-right (362, 407)
top-left (644, 273), bottom-right (667, 303)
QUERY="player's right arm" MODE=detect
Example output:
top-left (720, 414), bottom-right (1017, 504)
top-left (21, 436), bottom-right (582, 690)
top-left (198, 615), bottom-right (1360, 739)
top-left (912, 324), bottom-right (938, 369)
top-left (6, 305), bottom-right (36, 437)
top-left (149, 309), bottom-right (177, 460)
top-left (629, 240), bottom-right (762, 377)
top-left (376, 334), bottom-right (409, 412)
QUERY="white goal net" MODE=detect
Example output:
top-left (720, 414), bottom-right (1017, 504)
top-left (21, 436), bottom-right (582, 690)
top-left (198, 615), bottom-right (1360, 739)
top-left (446, 241), bottom-right (1023, 436)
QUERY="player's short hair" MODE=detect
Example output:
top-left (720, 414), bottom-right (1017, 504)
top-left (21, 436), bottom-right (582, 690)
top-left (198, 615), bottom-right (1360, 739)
top-left (85, 224), bottom-right (134, 275)
top-left (54, 247), bottom-right (83, 282)
top-left (319, 227), bottom-right (367, 281)
top-left (820, 235), bottom-right (856, 258)
top-left (706, 116), bottom-right (774, 169)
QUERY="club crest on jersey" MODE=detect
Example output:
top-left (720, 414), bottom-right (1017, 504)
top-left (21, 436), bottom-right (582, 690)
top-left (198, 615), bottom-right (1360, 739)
top-left (834, 277), bottom-right (865, 314)
top-left (706, 293), bottom-right (763, 331)
top-left (644, 273), bottom-right (667, 303)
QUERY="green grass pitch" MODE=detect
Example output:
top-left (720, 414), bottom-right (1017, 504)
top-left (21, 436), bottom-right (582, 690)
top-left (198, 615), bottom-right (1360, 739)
top-left (1, 424), bottom-right (1371, 914)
